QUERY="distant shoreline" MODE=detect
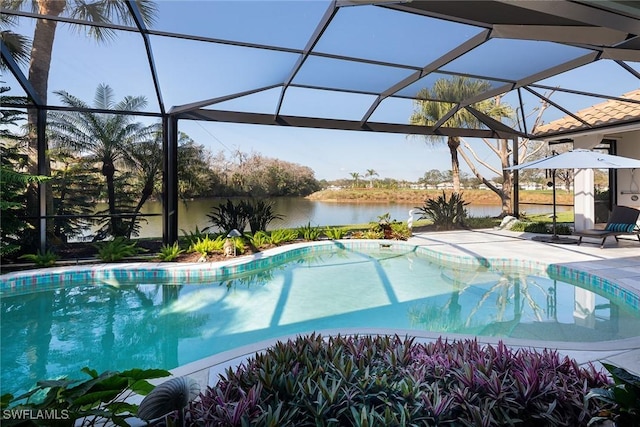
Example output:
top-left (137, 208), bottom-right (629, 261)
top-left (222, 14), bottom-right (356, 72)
top-left (306, 188), bottom-right (574, 205)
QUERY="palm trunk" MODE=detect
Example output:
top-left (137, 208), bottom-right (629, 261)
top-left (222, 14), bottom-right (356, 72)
top-left (448, 137), bottom-right (461, 193)
top-left (127, 180), bottom-right (154, 238)
top-left (26, 0), bottom-right (66, 248)
top-left (103, 162), bottom-right (119, 236)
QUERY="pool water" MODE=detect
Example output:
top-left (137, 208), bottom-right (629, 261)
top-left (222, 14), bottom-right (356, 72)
top-left (2, 247), bottom-right (639, 395)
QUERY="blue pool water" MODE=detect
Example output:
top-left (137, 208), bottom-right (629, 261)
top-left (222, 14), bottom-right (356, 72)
top-left (2, 246), bottom-right (639, 395)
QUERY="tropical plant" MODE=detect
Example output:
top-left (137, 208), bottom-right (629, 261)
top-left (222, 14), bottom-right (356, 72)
top-left (587, 363), bottom-right (640, 426)
top-left (269, 229), bottom-right (299, 245)
top-left (0, 367), bottom-right (170, 427)
top-left (207, 199), bottom-right (250, 234)
top-left (0, 140), bottom-right (49, 257)
top-left (189, 235), bottom-right (225, 257)
top-left (352, 229), bottom-right (384, 239)
top-left (180, 225), bottom-right (211, 248)
top-left (390, 222), bottom-right (411, 240)
top-left (48, 84), bottom-right (160, 239)
top-left (94, 237), bottom-right (144, 262)
top-left (248, 231), bottom-right (272, 248)
top-left (410, 76), bottom-right (512, 192)
top-left (186, 334), bottom-right (611, 426)
top-left (3, 0), bottom-right (157, 248)
top-left (324, 227), bottom-right (347, 240)
top-left (49, 150), bottom-right (101, 243)
top-left (157, 242), bottom-right (184, 262)
top-left (416, 191), bottom-right (469, 230)
top-left (297, 222), bottom-right (321, 241)
top-left (246, 199), bottom-right (284, 234)
top-left (18, 249), bottom-right (58, 267)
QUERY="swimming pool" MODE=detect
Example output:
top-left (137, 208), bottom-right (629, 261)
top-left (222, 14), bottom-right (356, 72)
top-left (1, 242), bottom-right (639, 395)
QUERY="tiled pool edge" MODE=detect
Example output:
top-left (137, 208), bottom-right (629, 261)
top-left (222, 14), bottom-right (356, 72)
top-left (1, 239), bottom-right (638, 313)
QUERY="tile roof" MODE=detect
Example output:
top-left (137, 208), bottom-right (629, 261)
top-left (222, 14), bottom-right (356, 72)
top-left (534, 89), bottom-right (640, 137)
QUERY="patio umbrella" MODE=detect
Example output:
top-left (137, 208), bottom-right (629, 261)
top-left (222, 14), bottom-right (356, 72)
top-left (505, 149), bottom-right (640, 243)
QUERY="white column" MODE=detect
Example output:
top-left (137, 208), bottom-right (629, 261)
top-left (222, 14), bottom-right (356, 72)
top-left (574, 168), bottom-right (595, 231)
top-left (572, 135), bottom-right (602, 231)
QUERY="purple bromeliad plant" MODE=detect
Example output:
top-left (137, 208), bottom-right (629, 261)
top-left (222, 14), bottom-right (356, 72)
top-left (186, 334), bottom-right (618, 426)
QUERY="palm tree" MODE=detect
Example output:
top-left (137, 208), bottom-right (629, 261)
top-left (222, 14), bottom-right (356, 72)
top-left (5, 0), bottom-right (157, 245)
top-left (48, 84), bottom-right (158, 238)
top-left (410, 76), bottom-right (511, 192)
top-left (350, 172), bottom-right (361, 188)
top-left (365, 168), bottom-right (378, 188)
top-left (126, 130), bottom-right (164, 238)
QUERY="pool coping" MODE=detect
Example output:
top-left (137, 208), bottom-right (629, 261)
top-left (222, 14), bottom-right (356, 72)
top-left (2, 239), bottom-right (638, 312)
top-left (2, 236), bottom-right (639, 381)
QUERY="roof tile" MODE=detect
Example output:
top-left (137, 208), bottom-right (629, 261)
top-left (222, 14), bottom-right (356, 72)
top-left (534, 89), bottom-right (640, 136)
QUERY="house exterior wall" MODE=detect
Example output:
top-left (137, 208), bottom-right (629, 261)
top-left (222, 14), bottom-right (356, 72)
top-left (571, 131), bottom-right (640, 231)
top-left (616, 130), bottom-right (640, 210)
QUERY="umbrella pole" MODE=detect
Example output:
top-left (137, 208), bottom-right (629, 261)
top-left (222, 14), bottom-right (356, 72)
top-left (552, 170), bottom-right (557, 238)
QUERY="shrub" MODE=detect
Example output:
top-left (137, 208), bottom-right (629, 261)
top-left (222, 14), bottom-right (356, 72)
top-left (509, 221), bottom-right (572, 235)
top-left (510, 220), bottom-right (549, 233)
top-left (18, 249), bottom-right (58, 267)
top-left (180, 225), bottom-right (211, 248)
top-left (157, 242), bottom-right (184, 262)
top-left (352, 229), bottom-right (384, 239)
top-left (189, 235), bottom-right (225, 257)
top-left (269, 229), bottom-right (299, 245)
top-left (324, 227), bottom-right (347, 240)
top-left (94, 237), bottom-right (144, 262)
top-left (246, 199), bottom-right (284, 234)
top-left (416, 191), bottom-right (469, 230)
top-left (0, 367), bottom-right (171, 426)
top-left (390, 222), bottom-right (411, 240)
top-left (297, 222), bottom-right (321, 241)
top-left (186, 334), bottom-right (611, 426)
top-left (248, 230), bottom-right (272, 248)
top-left (207, 199), bottom-right (250, 234)
top-left (587, 363), bottom-right (640, 426)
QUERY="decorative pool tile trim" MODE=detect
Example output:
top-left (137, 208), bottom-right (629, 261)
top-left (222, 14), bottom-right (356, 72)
top-left (1, 240), bottom-right (638, 311)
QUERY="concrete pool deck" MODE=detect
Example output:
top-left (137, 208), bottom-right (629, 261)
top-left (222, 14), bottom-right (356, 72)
top-left (167, 228), bottom-right (640, 391)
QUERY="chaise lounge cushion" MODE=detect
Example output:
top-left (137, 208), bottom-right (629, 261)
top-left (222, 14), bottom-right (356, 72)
top-left (574, 205), bottom-right (640, 248)
top-left (605, 223), bottom-right (636, 233)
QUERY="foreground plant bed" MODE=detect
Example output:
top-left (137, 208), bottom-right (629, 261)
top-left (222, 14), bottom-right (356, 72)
top-left (186, 334), bottom-right (612, 426)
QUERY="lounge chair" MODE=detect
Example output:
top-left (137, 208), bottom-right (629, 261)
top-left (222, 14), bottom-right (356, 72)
top-left (574, 205), bottom-right (640, 248)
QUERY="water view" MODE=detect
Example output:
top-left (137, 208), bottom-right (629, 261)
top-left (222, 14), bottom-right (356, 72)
top-left (91, 198), bottom-right (572, 239)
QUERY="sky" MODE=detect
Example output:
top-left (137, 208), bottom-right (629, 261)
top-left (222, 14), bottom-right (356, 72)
top-left (5, 1), bottom-right (639, 182)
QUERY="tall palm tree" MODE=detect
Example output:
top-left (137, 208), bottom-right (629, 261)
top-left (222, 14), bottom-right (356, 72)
top-left (350, 172), bottom-right (361, 188)
top-left (365, 168), bottom-right (378, 188)
top-left (410, 76), bottom-right (511, 192)
top-left (5, 0), bottom-right (157, 245)
top-left (48, 84), bottom-right (158, 238)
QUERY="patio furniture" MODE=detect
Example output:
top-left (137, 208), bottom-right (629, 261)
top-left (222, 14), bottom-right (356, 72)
top-left (574, 205), bottom-right (640, 248)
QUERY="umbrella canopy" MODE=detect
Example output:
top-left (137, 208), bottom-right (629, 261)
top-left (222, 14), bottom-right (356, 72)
top-left (504, 149), bottom-right (640, 243)
top-left (506, 149), bottom-right (640, 171)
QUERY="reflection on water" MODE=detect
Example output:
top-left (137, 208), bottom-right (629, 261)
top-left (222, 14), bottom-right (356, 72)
top-left (87, 197), bottom-right (572, 239)
top-left (3, 247), bottom-right (632, 397)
